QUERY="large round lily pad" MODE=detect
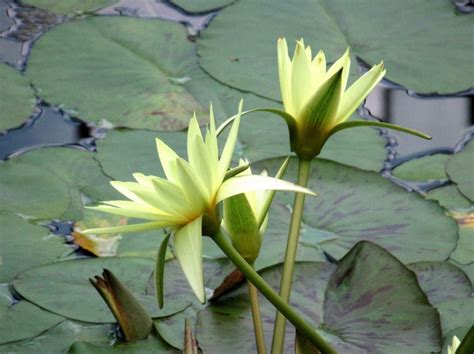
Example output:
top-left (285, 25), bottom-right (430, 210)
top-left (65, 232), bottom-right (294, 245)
top-left (0, 298), bottom-right (63, 344)
top-left (12, 257), bottom-right (157, 323)
top-left (198, 0), bottom-right (473, 97)
top-left (392, 154), bottom-right (450, 181)
top-left (253, 157), bottom-right (458, 262)
top-left (0, 63), bottom-right (36, 132)
top-left (22, 0), bottom-right (117, 14)
top-left (426, 184), bottom-right (472, 211)
top-left (27, 17), bottom-right (206, 130)
top-left (197, 241), bottom-right (441, 353)
top-left (0, 214), bottom-right (68, 283)
top-left (0, 147), bottom-right (114, 220)
top-left (447, 140), bottom-right (474, 202)
top-left (0, 320), bottom-right (112, 354)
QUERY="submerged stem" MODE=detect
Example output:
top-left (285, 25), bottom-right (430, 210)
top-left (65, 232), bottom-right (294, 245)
top-left (271, 158), bottom-right (312, 354)
top-left (247, 278), bottom-right (267, 354)
top-left (212, 230), bottom-right (335, 354)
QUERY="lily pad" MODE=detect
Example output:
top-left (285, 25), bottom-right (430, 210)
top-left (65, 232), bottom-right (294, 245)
top-left (153, 307), bottom-right (197, 350)
top-left (12, 257), bottom-right (160, 323)
top-left (426, 184), bottom-right (472, 211)
top-left (449, 260), bottom-right (474, 288)
top-left (0, 320), bottom-right (112, 354)
top-left (447, 140), bottom-right (474, 202)
top-left (22, 0), bottom-right (117, 14)
top-left (449, 210), bottom-right (474, 265)
top-left (198, 0), bottom-right (473, 97)
top-left (0, 63), bottom-right (36, 132)
top-left (0, 147), bottom-right (114, 220)
top-left (407, 262), bottom-right (472, 304)
top-left (197, 241), bottom-right (441, 353)
top-left (27, 17), bottom-right (206, 130)
top-left (0, 299), bottom-right (63, 344)
top-left (437, 298), bottom-right (474, 335)
top-left (171, 0), bottom-right (234, 12)
top-left (392, 154), bottom-right (450, 181)
top-left (0, 214), bottom-right (68, 283)
top-left (68, 337), bottom-right (178, 353)
top-left (253, 157), bottom-right (457, 262)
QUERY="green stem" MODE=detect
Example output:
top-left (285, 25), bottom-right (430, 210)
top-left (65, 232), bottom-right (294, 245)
top-left (247, 278), bottom-right (267, 354)
top-left (212, 230), bottom-right (336, 354)
top-left (271, 158), bottom-right (312, 354)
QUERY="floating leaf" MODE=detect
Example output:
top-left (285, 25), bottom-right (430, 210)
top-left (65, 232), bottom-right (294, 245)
top-left (0, 320), bottom-right (112, 354)
top-left (68, 337), bottom-right (178, 353)
top-left (197, 242), bottom-right (441, 353)
top-left (198, 0), bottom-right (473, 97)
top-left (12, 257), bottom-right (178, 323)
top-left (426, 184), bottom-right (472, 211)
top-left (449, 210), bottom-right (474, 265)
top-left (449, 260), bottom-right (474, 289)
top-left (22, 0), bottom-right (117, 14)
top-left (447, 140), bottom-right (474, 202)
top-left (0, 214), bottom-right (68, 283)
top-left (407, 262), bottom-right (472, 304)
top-left (27, 17), bottom-right (206, 131)
top-left (0, 147), bottom-right (114, 220)
top-left (153, 307), bottom-right (198, 350)
top-left (253, 157), bottom-right (457, 262)
top-left (437, 298), bottom-right (474, 335)
top-left (392, 154), bottom-right (450, 181)
top-left (0, 299), bottom-right (63, 344)
top-left (171, 0), bottom-right (234, 12)
top-left (0, 63), bottom-right (36, 132)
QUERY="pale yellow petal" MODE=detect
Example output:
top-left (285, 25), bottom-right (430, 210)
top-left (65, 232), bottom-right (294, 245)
top-left (156, 138), bottom-right (180, 182)
top-left (310, 50), bottom-right (326, 91)
top-left (172, 158), bottom-right (208, 212)
top-left (217, 100), bottom-right (242, 182)
top-left (83, 220), bottom-right (172, 235)
top-left (277, 37), bottom-right (294, 115)
top-left (291, 40), bottom-right (313, 116)
top-left (173, 216), bottom-right (205, 303)
top-left (326, 48), bottom-right (350, 92)
top-left (335, 62), bottom-right (385, 125)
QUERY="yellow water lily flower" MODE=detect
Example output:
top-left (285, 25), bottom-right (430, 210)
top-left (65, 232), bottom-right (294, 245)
top-left (271, 38), bottom-right (430, 159)
top-left (83, 102), bottom-right (315, 303)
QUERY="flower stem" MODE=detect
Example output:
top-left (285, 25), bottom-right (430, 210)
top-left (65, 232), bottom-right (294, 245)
top-left (247, 278), bottom-right (267, 354)
top-left (271, 158), bottom-right (312, 354)
top-left (212, 230), bottom-right (335, 354)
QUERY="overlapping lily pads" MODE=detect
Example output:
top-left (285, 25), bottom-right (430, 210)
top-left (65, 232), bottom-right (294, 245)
top-left (197, 241), bottom-right (441, 353)
top-left (253, 157), bottom-right (457, 262)
top-left (198, 0), bottom-right (473, 97)
top-left (0, 63), bottom-right (36, 132)
top-left (392, 154), bottom-right (450, 181)
top-left (447, 140), bottom-right (474, 202)
top-left (0, 214), bottom-right (68, 282)
top-left (12, 257), bottom-right (168, 323)
top-left (22, 0), bottom-right (118, 14)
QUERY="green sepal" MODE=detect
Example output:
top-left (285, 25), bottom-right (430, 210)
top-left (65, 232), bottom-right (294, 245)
top-left (90, 269), bottom-right (153, 341)
top-left (155, 232), bottom-right (171, 309)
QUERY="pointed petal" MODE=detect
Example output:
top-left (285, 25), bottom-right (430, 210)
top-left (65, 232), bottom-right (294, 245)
top-left (291, 40), bottom-right (313, 116)
top-left (173, 216), bottom-right (205, 303)
top-left (328, 120), bottom-right (431, 140)
top-left (110, 181), bottom-right (148, 206)
top-left (277, 37), bottom-right (294, 115)
top-left (335, 62), bottom-right (385, 125)
top-left (326, 48), bottom-right (350, 92)
top-left (187, 114), bottom-right (204, 166)
top-left (155, 232), bottom-right (171, 309)
top-left (216, 174), bottom-right (316, 204)
top-left (172, 158), bottom-right (208, 211)
top-left (88, 205), bottom-right (172, 220)
top-left (150, 176), bottom-right (192, 217)
top-left (156, 138), bottom-right (180, 182)
top-left (217, 100), bottom-right (242, 182)
top-left (82, 221), bottom-right (172, 235)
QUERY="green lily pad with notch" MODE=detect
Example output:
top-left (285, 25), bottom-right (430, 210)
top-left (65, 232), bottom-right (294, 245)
top-left (68, 337), bottom-right (178, 353)
top-left (0, 147), bottom-right (114, 220)
top-left (12, 256), bottom-right (177, 323)
top-left (436, 298), bottom-right (474, 335)
top-left (0, 214), bottom-right (68, 283)
top-left (407, 262), bottom-right (472, 304)
top-left (22, 0), bottom-right (118, 14)
top-left (27, 16), bottom-right (206, 131)
top-left (447, 140), bottom-right (474, 202)
top-left (392, 154), bottom-right (450, 181)
top-left (198, 0), bottom-right (473, 98)
top-left (197, 241), bottom-right (441, 353)
top-left (426, 184), bottom-right (472, 211)
top-left (0, 63), bottom-right (36, 132)
top-left (171, 0), bottom-right (234, 12)
top-left (253, 157), bottom-right (457, 262)
top-left (0, 298), bottom-right (64, 345)
top-left (0, 320), bottom-right (112, 354)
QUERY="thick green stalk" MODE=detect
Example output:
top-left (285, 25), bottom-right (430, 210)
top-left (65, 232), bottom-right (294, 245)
top-left (212, 230), bottom-right (335, 354)
top-left (247, 279), bottom-right (267, 354)
top-left (271, 158), bottom-right (312, 354)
